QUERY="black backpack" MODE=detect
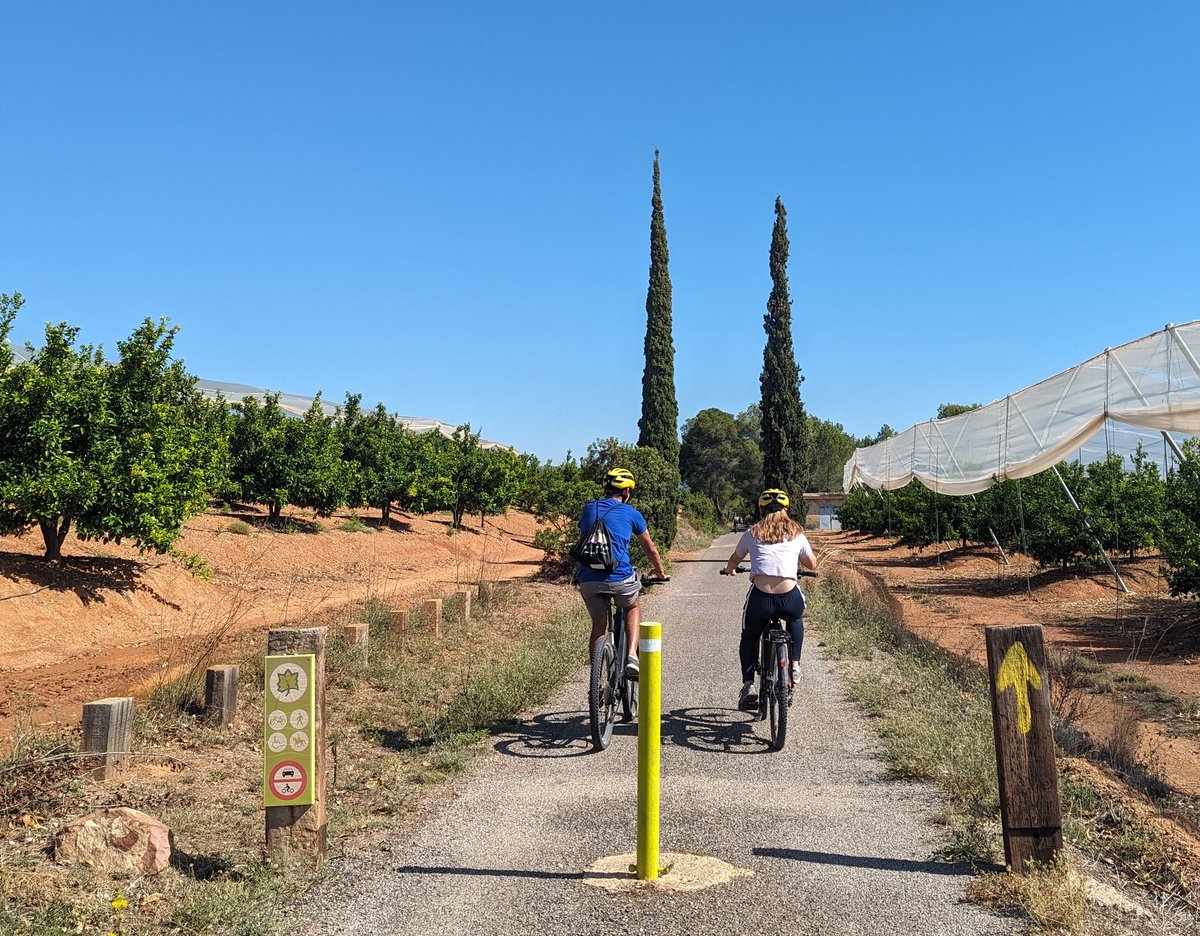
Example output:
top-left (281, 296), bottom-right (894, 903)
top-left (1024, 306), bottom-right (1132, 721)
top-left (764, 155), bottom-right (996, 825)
top-left (569, 500), bottom-right (616, 573)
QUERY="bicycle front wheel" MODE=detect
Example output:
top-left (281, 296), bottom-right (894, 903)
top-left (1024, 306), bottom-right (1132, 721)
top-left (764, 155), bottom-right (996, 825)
top-left (622, 670), bottom-right (638, 722)
top-left (767, 643), bottom-right (789, 751)
top-left (589, 638), bottom-right (617, 750)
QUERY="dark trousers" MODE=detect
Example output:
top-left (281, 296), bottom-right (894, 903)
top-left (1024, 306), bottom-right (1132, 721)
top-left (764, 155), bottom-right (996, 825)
top-left (740, 586), bottom-right (806, 683)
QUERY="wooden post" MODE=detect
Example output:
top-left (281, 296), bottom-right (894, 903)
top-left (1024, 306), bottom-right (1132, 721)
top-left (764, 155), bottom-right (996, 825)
top-left (265, 627), bottom-right (327, 865)
top-left (388, 608), bottom-right (407, 634)
top-left (454, 589), bottom-right (472, 623)
top-left (986, 625), bottom-right (1063, 872)
top-left (81, 697), bottom-right (133, 780)
top-left (204, 665), bottom-right (239, 727)
top-left (423, 599), bottom-right (443, 638)
top-left (343, 623), bottom-right (369, 663)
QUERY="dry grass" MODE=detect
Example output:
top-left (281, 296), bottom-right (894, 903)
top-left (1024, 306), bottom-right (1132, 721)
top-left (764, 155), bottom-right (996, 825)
top-left (0, 577), bottom-right (585, 935)
top-left (968, 855), bottom-right (1088, 934)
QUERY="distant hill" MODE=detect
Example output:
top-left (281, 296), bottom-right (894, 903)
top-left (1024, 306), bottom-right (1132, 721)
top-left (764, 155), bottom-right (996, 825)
top-left (6, 340), bottom-right (509, 449)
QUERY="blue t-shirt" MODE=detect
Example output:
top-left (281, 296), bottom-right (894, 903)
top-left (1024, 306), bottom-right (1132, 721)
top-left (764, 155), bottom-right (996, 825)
top-left (576, 498), bottom-right (648, 583)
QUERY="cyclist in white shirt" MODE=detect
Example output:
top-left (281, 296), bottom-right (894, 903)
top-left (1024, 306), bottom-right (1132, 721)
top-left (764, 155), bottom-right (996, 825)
top-left (721, 489), bottom-right (817, 710)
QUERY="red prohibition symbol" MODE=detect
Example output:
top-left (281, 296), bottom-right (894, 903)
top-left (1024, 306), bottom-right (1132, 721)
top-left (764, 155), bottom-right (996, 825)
top-left (269, 760), bottom-right (308, 801)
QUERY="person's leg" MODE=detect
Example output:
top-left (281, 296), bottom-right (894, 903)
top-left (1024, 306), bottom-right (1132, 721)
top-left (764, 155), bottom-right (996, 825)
top-left (740, 589), bottom-right (767, 685)
top-left (624, 600), bottom-right (641, 672)
top-left (579, 583), bottom-right (610, 659)
top-left (781, 588), bottom-right (807, 683)
top-left (588, 613), bottom-right (608, 658)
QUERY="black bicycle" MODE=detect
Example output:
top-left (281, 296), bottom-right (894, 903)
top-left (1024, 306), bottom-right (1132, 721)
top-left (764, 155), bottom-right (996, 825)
top-left (588, 576), bottom-right (669, 751)
top-left (722, 566), bottom-right (816, 751)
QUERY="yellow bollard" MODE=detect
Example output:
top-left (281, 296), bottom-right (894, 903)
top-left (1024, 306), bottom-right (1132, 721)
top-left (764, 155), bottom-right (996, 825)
top-left (636, 621), bottom-right (662, 880)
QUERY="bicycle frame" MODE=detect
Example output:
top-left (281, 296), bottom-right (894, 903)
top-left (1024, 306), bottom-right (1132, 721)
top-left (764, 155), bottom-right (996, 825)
top-left (589, 595), bottom-right (637, 750)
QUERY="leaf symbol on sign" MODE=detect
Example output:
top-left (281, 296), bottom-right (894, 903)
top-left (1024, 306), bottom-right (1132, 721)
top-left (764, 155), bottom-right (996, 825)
top-left (276, 669), bottom-right (301, 696)
top-left (996, 641), bottom-right (1042, 735)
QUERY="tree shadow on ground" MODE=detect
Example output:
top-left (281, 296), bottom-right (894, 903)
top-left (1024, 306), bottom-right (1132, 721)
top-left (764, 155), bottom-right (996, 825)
top-left (0, 552), bottom-right (178, 608)
top-left (362, 515), bottom-right (413, 534)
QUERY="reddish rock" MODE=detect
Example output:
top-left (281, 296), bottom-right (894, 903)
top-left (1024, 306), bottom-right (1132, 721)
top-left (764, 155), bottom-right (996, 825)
top-left (53, 807), bottom-right (173, 875)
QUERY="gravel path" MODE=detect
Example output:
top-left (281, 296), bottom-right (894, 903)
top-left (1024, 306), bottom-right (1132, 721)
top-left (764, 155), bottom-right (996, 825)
top-left (302, 534), bottom-right (1020, 935)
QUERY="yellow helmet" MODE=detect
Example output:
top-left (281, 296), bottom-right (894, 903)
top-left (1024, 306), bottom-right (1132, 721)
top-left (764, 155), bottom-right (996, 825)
top-left (758, 488), bottom-right (790, 510)
top-left (605, 467), bottom-right (636, 490)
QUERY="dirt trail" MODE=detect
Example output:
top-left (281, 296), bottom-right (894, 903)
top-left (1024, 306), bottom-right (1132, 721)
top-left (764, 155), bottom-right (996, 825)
top-left (0, 506), bottom-right (546, 737)
top-left (818, 530), bottom-right (1200, 798)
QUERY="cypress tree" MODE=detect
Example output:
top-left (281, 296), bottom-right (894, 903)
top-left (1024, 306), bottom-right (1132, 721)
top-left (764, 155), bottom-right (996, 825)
top-left (760, 196), bottom-right (808, 498)
top-left (637, 150), bottom-right (680, 470)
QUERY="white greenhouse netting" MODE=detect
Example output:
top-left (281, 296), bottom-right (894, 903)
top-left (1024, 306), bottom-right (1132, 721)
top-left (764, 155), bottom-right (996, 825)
top-left (843, 321), bottom-right (1200, 495)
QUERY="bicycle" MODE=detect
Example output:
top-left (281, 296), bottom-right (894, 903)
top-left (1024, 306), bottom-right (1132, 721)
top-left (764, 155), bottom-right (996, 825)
top-left (721, 566), bottom-right (816, 751)
top-left (588, 576), bottom-right (669, 751)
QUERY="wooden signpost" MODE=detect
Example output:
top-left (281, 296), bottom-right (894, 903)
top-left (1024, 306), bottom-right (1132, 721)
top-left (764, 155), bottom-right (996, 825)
top-left (985, 624), bottom-right (1062, 872)
top-left (264, 627), bottom-right (326, 865)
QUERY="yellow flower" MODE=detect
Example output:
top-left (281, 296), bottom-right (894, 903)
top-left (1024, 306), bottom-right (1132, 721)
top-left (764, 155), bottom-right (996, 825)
top-left (111, 896), bottom-right (129, 911)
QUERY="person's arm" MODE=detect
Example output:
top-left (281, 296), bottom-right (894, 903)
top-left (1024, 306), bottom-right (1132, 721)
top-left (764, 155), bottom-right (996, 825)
top-left (797, 534), bottom-right (818, 572)
top-left (723, 529), bottom-right (752, 575)
top-left (636, 529), bottom-right (669, 579)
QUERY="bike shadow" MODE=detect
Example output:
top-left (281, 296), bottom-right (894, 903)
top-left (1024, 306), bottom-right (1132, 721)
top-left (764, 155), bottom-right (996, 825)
top-left (662, 706), bottom-right (773, 755)
top-left (492, 710), bottom-right (636, 759)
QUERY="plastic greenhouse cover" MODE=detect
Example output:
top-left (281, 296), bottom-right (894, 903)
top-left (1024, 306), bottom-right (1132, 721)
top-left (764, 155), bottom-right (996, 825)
top-left (843, 321), bottom-right (1200, 495)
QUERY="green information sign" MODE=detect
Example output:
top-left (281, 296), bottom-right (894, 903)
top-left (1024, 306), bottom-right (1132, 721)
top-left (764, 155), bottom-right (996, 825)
top-left (263, 653), bottom-right (316, 807)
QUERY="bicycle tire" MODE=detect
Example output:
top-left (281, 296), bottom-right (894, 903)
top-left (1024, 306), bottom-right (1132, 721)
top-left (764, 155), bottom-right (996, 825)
top-left (589, 638), bottom-right (617, 750)
top-left (756, 633), bottom-right (769, 722)
top-left (768, 641), bottom-right (789, 750)
top-left (622, 670), bottom-right (638, 722)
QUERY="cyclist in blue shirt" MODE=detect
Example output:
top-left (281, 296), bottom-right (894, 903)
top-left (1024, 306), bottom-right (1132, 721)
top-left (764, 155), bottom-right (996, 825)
top-left (577, 468), bottom-right (669, 677)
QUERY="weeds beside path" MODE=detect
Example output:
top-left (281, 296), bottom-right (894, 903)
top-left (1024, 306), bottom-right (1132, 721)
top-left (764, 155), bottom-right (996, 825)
top-left (0, 580), bottom-right (584, 935)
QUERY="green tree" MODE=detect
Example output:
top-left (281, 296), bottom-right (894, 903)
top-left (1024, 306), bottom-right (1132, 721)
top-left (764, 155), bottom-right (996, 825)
top-left (1161, 439), bottom-right (1200, 597)
top-left (1020, 464), bottom-right (1094, 570)
top-left (0, 304), bottom-right (218, 559)
top-left (522, 454), bottom-right (601, 557)
top-left (759, 197), bottom-right (807, 499)
top-left (936, 402), bottom-right (981, 420)
top-left (341, 395), bottom-right (401, 523)
top-left (584, 437), bottom-right (677, 552)
top-left (680, 407), bottom-right (760, 522)
top-left (97, 318), bottom-right (223, 550)
top-left (287, 395), bottom-right (347, 517)
top-left (228, 393), bottom-right (292, 519)
top-left (805, 416), bottom-right (857, 493)
top-left (855, 424), bottom-right (897, 447)
top-left (430, 425), bottom-right (525, 530)
top-left (637, 149), bottom-right (680, 471)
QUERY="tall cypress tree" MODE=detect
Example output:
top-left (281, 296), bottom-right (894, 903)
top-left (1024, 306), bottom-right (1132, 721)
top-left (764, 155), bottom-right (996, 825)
top-left (760, 196), bottom-right (808, 498)
top-left (637, 150), bottom-right (680, 471)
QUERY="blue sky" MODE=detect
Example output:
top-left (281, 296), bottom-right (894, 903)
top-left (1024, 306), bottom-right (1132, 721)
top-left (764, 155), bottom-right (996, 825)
top-left (4, 3), bottom-right (1199, 461)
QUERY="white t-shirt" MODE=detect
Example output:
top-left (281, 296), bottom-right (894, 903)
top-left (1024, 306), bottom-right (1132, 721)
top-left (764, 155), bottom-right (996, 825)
top-left (735, 530), bottom-right (814, 579)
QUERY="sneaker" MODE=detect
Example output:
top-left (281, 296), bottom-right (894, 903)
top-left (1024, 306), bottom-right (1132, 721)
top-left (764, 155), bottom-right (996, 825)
top-left (791, 661), bottom-right (801, 683)
top-left (738, 681), bottom-right (758, 710)
top-left (625, 654), bottom-right (640, 678)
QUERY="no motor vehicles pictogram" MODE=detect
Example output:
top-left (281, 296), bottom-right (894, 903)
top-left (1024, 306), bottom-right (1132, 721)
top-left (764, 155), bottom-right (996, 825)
top-left (269, 761), bottom-right (307, 801)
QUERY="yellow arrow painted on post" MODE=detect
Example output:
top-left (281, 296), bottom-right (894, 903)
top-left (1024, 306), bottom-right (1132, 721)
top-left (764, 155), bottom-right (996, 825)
top-left (995, 641), bottom-right (1042, 735)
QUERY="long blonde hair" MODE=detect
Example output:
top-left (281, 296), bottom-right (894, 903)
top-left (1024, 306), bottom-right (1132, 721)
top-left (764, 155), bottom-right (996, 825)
top-left (750, 510), bottom-right (806, 545)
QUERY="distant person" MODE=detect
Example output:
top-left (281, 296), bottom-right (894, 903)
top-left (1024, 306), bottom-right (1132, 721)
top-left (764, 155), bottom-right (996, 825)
top-left (721, 489), bottom-right (817, 709)
top-left (576, 468), bottom-right (669, 677)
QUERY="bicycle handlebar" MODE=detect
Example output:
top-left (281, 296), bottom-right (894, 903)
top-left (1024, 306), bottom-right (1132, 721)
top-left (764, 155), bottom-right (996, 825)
top-left (641, 575), bottom-right (671, 586)
top-left (720, 566), bottom-right (818, 577)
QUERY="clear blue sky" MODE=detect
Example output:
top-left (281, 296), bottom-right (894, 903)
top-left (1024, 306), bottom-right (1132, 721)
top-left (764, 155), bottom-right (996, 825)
top-left (4, 3), bottom-right (1199, 461)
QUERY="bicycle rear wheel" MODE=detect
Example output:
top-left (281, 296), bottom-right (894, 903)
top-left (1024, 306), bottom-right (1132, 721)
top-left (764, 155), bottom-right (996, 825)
top-left (767, 642), bottom-right (789, 750)
top-left (589, 638), bottom-right (617, 750)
